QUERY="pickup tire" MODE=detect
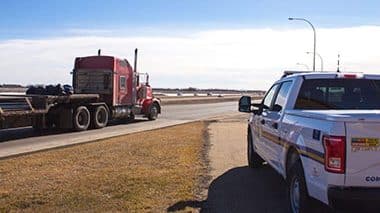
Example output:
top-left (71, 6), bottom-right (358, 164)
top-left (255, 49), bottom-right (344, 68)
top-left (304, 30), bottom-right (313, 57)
top-left (92, 106), bottom-right (108, 129)
top-left (287, 159), bottom-right (313, 213)
top-left (73, 106), bottom-right (91, 131)
top-left (247, 128), bottom-right (264, 168)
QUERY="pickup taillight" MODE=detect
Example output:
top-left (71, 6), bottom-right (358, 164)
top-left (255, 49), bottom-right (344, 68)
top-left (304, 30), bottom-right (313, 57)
top-left (323, 135), bottom-right (346, 174)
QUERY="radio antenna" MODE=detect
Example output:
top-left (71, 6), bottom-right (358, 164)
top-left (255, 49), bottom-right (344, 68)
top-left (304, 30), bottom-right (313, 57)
top-left (337, 54), bottom-right (341, 73)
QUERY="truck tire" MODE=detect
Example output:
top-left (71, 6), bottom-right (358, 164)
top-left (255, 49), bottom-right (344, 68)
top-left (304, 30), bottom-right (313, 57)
top-left (247, 128), bottom-right (264, 168)
top-left (126, 113), bottom-right (135, 123)
top-left (287, 159), bottom-right (313, 213)
top-left (32, 115), bottom-right (54, 131)
top-left (32, 115), bottom-right (44, 131)
top-left (73, 106), bottom-right (90, 131)
top-left (92, 106), bottom-right (108, 129)
top-left (148, 103), bottom-right (159, 120)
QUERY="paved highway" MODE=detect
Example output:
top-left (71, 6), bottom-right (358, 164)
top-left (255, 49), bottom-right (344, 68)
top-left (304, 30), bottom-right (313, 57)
top-left (0, 101), bottom-right (237, 158)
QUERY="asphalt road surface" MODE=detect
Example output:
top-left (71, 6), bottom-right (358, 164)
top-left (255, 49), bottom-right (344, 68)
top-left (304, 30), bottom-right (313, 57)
top-left (0, 102), bottom-right (237, 158)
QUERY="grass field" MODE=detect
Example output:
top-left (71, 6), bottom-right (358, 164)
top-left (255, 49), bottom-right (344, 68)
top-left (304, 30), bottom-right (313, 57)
top-left (0, 122), bottom-right (207, 212)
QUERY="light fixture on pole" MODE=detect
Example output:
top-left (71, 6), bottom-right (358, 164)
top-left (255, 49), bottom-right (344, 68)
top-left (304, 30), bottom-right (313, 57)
top-left (289, 17), bottom-right (317, 71)
top-left (306, 51), bottom-right (323, 71)
top-left (296, 63), bottom-right (310, 71)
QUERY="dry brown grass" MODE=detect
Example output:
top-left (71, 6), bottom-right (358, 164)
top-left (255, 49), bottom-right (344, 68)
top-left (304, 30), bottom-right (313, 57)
top-left (0, 122), bottom-right (206, 212)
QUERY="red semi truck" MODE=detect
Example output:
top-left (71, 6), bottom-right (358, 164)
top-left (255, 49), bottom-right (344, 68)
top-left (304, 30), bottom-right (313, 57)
top-left (0, 49), bottom-right (161, 131)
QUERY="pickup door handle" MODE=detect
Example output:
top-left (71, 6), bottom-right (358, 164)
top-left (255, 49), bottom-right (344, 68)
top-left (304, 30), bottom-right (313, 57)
top-left (272, 122), bottom-right (278, 129)
top-left (260, 119), bottom-right (265, 125)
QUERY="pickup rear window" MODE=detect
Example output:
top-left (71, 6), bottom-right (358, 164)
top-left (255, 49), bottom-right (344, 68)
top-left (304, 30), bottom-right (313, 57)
top-left (295, 79), bottom-right (380, 109)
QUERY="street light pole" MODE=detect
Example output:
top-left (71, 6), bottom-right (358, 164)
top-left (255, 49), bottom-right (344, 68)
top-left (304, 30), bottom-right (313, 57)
top-left (288, 17), bottom-right (316, 71)
top-left (296, 63), bottom-right (310, 71)
top-left (306, 51), bottom-right (323, 71)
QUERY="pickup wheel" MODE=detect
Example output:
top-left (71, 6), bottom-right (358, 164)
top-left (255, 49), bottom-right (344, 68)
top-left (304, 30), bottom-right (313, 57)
top-left (287, 160), bottom-right (313, 213)
top-left (92, 106), bottom-right (108, 129)
top-left (247, 128), bottom-right (264, 168)
top-left (73, 106), bottom-right (90, 131)
top-left (148, 103), bottom-right (159, 120)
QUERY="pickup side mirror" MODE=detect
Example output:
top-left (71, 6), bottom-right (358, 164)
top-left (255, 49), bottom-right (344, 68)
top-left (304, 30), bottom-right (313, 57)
top-left (272, 104), bottom-right (282, 112)
top-left (239, 96), bottom-right (252, 113)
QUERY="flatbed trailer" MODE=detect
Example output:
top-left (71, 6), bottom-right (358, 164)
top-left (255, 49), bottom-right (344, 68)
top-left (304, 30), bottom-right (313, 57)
top-left (0, 94), bottom-right (103, 130)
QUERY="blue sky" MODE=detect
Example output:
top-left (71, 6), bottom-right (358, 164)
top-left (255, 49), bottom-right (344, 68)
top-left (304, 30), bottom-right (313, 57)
top-left (1, 1), bottom-right (380, 89)
top-left (1, 0), bottom-right (380, 39)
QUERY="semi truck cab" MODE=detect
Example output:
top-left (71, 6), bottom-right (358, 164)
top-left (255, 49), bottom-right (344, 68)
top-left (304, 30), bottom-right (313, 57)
top-left (73, 49), bottom-right (161, 121)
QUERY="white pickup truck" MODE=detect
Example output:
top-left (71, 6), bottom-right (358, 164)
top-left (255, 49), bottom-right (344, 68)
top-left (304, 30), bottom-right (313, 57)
top-left (239, 71), bottom-right (380, 213)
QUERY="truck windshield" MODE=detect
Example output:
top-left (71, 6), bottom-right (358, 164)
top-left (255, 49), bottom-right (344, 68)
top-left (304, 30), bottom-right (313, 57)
top-left (295, 79), bottom-right (380, 110)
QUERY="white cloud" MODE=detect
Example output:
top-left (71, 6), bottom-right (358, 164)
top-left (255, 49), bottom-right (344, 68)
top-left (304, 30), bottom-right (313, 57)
top-left (1, 26), bottom-right (380, 89)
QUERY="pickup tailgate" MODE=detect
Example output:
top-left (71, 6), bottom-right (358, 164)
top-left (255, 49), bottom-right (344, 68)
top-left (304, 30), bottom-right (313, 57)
top-left (345, 121), bottom-right (380, 186)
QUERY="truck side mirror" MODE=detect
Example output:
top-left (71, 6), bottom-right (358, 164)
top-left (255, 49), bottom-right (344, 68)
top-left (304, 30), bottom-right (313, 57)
top-left (239, 96), bottom-right (252, 113)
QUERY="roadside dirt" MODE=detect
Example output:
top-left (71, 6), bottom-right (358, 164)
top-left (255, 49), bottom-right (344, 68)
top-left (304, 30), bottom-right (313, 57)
top-left (203, 114), bottom-right (288, 213)
top-left (208, 115), bottom-right (248, 178)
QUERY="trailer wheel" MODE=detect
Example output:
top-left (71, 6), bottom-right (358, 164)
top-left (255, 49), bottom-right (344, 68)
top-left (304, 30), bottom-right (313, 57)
top-left (32, 115), bottom-right (44, 131)
top-left (148, 103), bottom-right (159, 120)
top-left (73, 106), bottom-right (90, 131)
top-left (92, 106), bottom-right (108, 129)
